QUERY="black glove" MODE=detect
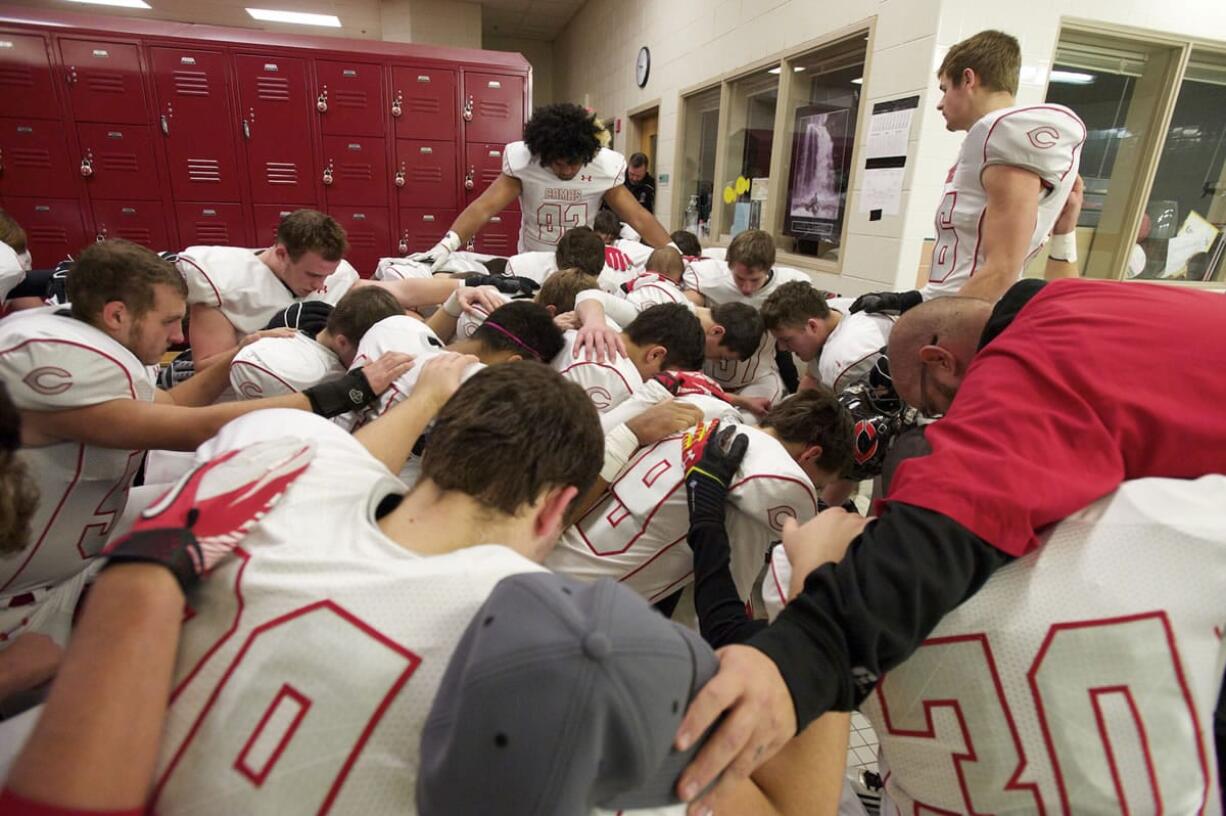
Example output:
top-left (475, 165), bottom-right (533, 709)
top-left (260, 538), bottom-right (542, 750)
top-left (683, 421), bottom-right (749, 530)
top-left (849, 289), bottom-right (923, 315)
top-left (263, 301), bottom-right (334, 339)
top-left (157, 350), bottom-right (195, 389)
top-left (466, 274), bottom-right (540, 298)
top-left (303, 368), bottom-right (377, 418)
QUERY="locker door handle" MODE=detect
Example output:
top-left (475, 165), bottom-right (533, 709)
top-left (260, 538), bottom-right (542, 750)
top-left (462, 95), bottom-right (474, 122)
top-left (160, 115), bottom-right (169, 136)
top-left (464, 168), bottom-right (475, 190)
top-left (242, 120), bottom-right (251, 140)
top-left (66, 66), bottom-right (78, 85)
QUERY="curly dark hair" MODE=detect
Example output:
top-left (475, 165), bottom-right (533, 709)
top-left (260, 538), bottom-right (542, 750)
top-left (523, 103), bottom-right (602, 167)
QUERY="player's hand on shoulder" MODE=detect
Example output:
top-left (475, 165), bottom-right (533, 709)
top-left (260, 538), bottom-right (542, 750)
top-left (625, 397), bottom-right (703, 445)
top-left (552, 310), bottom-right (580, 331)
top-left (0, 633), bottom-right (63, 695)
top-left (573, 321), bottom-right (626, 363)
top-left (457, 285), bottom-right (505, 316)
top-left (413, 352), bottom-right (478, 413)
top-left (731, 393), bottom-right (772, 418)
top-left (781, 508), bottom-right (869, 601)
top-left (240, 326), bottom-right (297, 349)
top-left (361, 351), bottom-right (416, 394)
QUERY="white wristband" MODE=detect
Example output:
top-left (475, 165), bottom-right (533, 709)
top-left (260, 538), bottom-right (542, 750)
top-left (1048, 231), bottom-right (1077, 263)
top-left (441, 230), bottom-right (462, 254)
top-left (442, 290), bottom-right (463, 318)
top-left (601, 423), bottom-right (639, 482)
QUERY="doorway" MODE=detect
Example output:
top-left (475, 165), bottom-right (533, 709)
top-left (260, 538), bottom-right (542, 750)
top-left (629, 105), bottom-right (659, 175)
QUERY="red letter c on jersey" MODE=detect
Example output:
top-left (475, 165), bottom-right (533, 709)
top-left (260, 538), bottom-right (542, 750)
top-left (23, 366), bottom-right (73, 396)
top-left (1027, 126), bottom-right (1061, 149)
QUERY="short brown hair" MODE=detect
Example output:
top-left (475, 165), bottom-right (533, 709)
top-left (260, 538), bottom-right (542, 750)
top-left (760, 387), bottom-right (855, 476)
top-left (938, 30), bottom-right (1020, 95)
top-left (556, 226), bottom-right (606, 276)
top-left (537, 267), bottom-right (598, 314)
top-left (67, 239), bottom-right (187, 324)
top-left (421, 362), bottom-right (603, 515)
top-left (0, 210), bottom-right (27, 255)
top-left (276, 209), bottom-right (348, 263)
top-left (726, 229), bottom-right (775, 271)
top-left (326, 286), bottom-right (403, 346)
top-left (646, 247), bottom-right (684, 281)
top-left (760, 281), bottom-right (831, 331)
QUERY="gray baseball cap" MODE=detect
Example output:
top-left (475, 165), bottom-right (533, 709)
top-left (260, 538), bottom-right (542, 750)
top-left (417, 572), bottom-right (719, 815)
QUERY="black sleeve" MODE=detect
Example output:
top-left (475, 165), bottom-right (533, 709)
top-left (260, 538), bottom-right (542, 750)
top-left (688, 522), bottom-right (766, 648)
top-left (5, 267), bottom-right (54, 300)
top-left (644, 184), bottom-right (656, 213)
top-left (748, 503), bottom-right (1012, 730)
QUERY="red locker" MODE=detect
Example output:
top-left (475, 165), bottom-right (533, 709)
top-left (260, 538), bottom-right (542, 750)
top-left (175, 202), bottom-right (250, 247)
top-left (397, 208), bottom-right (456, 254)
top-left (0, 118), bottom-right (77, 198)
top-left (150, 47), bottom-right (241, 202)
top-left (59, 39), bottom-right (148, 124)
top-left (92, 200), bottom-right (169, 248)
top-left (3, 197), bottom-right (89, 263)
top-left (235, 54), bottom-right (316, 205)
top-left (316, 60), bottom-right (384, 137)
top-left (0, 34), bottom-right (59, 120)
top-left (391, 66), bottom-right (456, 141)
top-left (329, 207), bottom-right (389, 277)
top-left (395, 139), bottom-right (456, 209)
top-left (464, 142), bottom-right (517, 210)
top-left (471, 212), bottom-right (519, 256)
top-left (463, 73), bottom-right (524, 145)
top-left (322, 135), bottom-right (388, 207)
top-left (77, 124), bottom-right (160, 200)
top-left (252, 204), bottom-right (309, 246)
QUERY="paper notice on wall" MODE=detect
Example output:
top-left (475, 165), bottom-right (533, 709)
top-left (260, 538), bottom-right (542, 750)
top-left (859, 167), bottom-right (905, 217)
top-left (865, 96), bottom-right (919, 161)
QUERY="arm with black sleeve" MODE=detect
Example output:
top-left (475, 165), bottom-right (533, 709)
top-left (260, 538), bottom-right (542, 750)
top-left (748, 503), bottom-right (1013, 728)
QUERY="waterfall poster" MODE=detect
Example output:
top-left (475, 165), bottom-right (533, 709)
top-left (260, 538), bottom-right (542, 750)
top-left (785, 105), bottom-right (852, 240)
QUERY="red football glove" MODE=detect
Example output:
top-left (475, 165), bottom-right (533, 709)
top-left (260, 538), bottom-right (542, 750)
top-left (104, 438), bottom-right (315, 592)
top-left (653, 370), bottom-right (730, 402)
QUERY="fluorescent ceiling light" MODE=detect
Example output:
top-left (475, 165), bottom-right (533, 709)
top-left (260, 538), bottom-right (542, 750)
top-left (246, 8), bottom-right (342, 27)
top-left (851, 77), bottom-right (863, 85)
top-left (64, 0), bottom-right (152, 8)
top-left (1050, 70), bottom-right (1094, 85)
top-left (767, 66), bottom-right (806, 75)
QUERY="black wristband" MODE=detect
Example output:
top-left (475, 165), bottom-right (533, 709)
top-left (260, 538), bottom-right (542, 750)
top-left (103, 528), bottom-right (202, 594)
top-left (304, 368), bottom-right (376, 418)
top-left (686, 474), bottom-right (729, 530)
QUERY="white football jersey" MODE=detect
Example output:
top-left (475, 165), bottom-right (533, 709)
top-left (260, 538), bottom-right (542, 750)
top-left (622, 273), bottom-right (690, 312)
top-left (505, 250), bottom-right (558, 285)
top-left (861, 476), bottom-right (1226, 815)
top-left (922, 104), bottom-right (1086, 298)
top-left (177, 246), bottom-right (358, 334)
top-left (613, 238), bottom-right (654, 271)
top-left (335, 315), bottom-right (445, 432)
top-left (453, 291), bottom-right (508, 341)
top-left (0, 242), bottom-right (25, 302)
top-left (230, 333), bottom-right (344, 399)
top-left (548, 424), bottom-right (817, 602)
top-left (553, 328), bottom-right (644, 413)
top-left (150, 410), bottom-right (544, 815)
top-left (0, 308), bottom-right (155, 598)
top-left (374, 257), bottom-right (432, 281)
top-left (502, 141), bottom-right (627, 252)
top-left (809, 299), bottom-right (894, 392)
top-left (687, 261), bottom-right (810, 397)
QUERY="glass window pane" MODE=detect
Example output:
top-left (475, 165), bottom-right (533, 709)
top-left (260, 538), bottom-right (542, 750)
top-left (678, 86), bottom-right (721, 241)
top-left (775, 41), bottom-right (865, 262)
top-left (1046, 32), bottom-right (1176, 279)
top-left (1134, 49), bottom-right (1226, 282)
top-left (717, 66), bottom-right (779, 239)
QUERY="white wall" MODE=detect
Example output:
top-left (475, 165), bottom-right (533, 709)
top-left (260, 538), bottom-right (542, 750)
top-left (553, 0), bottom-right (1226, 294)
top-left (485, 35), bottom-right (555, 107)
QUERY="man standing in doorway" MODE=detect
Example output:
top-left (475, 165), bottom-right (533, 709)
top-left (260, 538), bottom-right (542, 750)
top-left (625, 152), bottom-right (656, 213)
